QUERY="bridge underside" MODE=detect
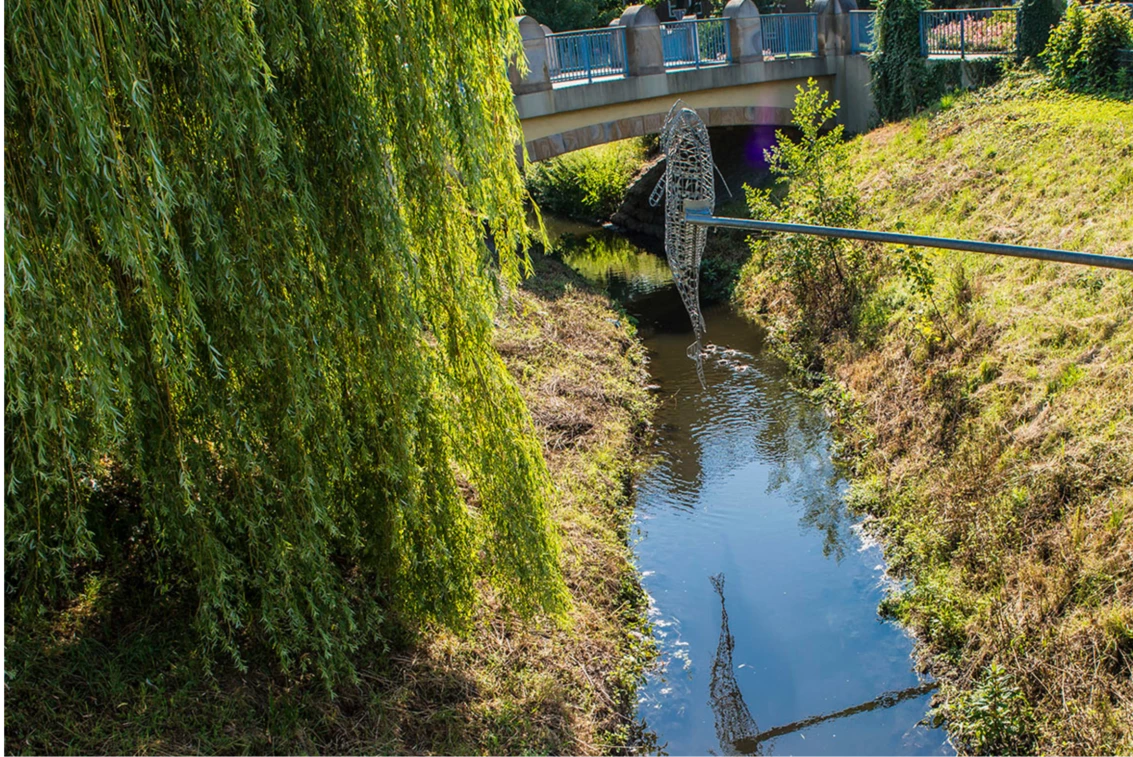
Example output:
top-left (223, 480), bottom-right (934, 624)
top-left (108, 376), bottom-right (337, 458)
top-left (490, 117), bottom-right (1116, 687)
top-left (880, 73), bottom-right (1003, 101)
top-left (517, 56), bottom-right (872, 161)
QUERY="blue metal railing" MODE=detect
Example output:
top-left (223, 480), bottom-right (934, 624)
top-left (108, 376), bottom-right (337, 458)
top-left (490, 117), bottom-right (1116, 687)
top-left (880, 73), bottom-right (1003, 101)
top-left (761, 13), bottom-right (819, 59)
top-left (920, 7), bottom-right (1017, 58)
top-left (546, 27), bottom-right (629, 84)
top-left (662, 18), bottom-right (732, 69)
top-left (850, 10), bottom-right (877, 54)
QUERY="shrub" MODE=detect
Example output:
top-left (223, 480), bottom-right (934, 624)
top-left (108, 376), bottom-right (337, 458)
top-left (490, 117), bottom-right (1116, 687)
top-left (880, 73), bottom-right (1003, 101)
top-left (522, 0), bottom-right (624, 31)
top-left (741, 80), bottom-right (870, 366)
top-left (527, 139), bottom-right (649, 220)
top-left (945, 663), bottom-right (1036, 755)
top-left (1043, 2), bottom-right (1133, 93)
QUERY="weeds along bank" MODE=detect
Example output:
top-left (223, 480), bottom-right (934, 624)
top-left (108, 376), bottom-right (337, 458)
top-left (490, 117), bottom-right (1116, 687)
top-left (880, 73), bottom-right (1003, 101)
top-left (738, 76), bottom-right (1133, 754)
top-left (5, 254), bottom-right (654, 755)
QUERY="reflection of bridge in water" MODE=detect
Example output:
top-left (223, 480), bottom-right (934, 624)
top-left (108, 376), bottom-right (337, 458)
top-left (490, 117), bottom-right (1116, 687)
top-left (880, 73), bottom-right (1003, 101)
top-left (710, 572), bottom-right (939, 755)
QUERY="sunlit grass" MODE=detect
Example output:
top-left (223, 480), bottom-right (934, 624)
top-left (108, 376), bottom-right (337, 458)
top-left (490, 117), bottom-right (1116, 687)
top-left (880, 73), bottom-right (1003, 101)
top-left (837, 72), bottom-right (1133, 754)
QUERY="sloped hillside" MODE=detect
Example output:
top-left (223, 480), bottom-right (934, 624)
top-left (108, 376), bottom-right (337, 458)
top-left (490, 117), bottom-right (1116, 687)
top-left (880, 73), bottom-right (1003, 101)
top-left (837, 76), bottom-right (1132, 754)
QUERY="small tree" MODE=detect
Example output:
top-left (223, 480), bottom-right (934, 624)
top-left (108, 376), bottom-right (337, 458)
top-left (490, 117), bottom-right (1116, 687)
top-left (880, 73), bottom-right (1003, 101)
top-left (742, 81), bottom-right (868, 365)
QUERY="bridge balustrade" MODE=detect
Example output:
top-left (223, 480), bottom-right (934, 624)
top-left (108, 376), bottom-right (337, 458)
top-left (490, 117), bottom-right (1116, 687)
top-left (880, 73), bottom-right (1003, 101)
top-left (850, 10), bottom-right (876, 54)
top-left (919, 7), bottom-right (1018, 57)
top-left (761, 13), bottom-right (819, 59)
top-left (546, 27), bottom-right (630, 84)
top-left (661, 18), bottom-right (732, 69)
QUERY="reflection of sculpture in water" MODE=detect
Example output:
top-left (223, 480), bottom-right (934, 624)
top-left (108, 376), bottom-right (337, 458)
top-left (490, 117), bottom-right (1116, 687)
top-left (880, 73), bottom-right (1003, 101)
top-left (651, 101), bottom-right (714, 368)
top-left (709, 573), bottom-right (762, 755)
top-left (711, 570), bottom-right (940, 755)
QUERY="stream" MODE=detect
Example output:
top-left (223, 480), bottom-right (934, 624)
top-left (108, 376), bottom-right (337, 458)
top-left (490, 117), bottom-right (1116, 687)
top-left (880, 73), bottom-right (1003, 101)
top-left (549, 217), bottom-right (954, 756)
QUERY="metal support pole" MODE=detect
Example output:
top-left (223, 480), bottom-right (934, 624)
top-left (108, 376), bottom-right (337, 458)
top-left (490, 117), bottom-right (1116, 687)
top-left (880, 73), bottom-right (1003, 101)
top-left (583, 34), bottom-right (592, 82)
top-left (682, 206), bottom-right (1133, 272)
top-left (960, 12), bottom-right (966, 59)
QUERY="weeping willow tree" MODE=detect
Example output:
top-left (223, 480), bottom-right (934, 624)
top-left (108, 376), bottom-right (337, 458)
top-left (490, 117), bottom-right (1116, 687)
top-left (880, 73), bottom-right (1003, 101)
top-left (5, 0), bottom-right (569, 681)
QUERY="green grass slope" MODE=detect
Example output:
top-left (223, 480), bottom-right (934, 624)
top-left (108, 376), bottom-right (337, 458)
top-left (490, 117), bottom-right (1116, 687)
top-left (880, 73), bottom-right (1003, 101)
top-left (835, 75), bottom-right (1133, 754)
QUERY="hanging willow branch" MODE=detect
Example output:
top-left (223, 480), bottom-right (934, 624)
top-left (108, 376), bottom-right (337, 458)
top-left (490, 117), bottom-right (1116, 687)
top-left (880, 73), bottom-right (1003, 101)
top-left (5, 0), bottom-right (568, 681)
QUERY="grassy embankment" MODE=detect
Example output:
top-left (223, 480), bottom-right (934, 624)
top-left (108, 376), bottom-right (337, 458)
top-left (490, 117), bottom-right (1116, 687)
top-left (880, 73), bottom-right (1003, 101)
top-left (741, 75), bottom-right (1132, 754)
top-left (5, 256), bottom-right (654, 755)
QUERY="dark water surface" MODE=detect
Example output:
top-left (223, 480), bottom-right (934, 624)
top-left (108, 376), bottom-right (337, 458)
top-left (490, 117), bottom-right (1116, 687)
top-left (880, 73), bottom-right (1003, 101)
top-left (550, 218), bottom-right (953, 756)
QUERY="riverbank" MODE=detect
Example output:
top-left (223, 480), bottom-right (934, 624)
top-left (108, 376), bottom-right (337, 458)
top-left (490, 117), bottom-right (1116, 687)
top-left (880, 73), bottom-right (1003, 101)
top-left (5, 254), bottom-right (654, 755)
top-left (739, 74), bottom-right (1133, 754)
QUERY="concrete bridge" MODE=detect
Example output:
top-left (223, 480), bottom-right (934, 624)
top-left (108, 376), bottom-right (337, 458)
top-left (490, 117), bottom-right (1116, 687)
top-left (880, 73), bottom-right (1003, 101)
top-left (510, 0), bottom-right (875, 161)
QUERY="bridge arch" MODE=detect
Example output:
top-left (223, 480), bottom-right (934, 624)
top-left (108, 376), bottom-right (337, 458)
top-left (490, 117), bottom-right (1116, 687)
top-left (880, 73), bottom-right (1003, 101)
top-left (512, 0), bottom-right (873, 161)
top-left (520, 77), bottom-right (825, 162)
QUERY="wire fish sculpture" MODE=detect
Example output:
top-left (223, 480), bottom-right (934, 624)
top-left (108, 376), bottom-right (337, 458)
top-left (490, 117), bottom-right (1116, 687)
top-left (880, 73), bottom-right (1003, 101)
top-left (650, 101), bottom-right (719, 371)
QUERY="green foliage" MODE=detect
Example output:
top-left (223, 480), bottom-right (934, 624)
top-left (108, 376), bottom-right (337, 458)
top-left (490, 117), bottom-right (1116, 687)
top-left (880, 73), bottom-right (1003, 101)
top-left (527, 140), bottom-right (649, 220)
top-left (944, 663), bottom-right (1036, 755)
top-left (742, 80), bottom-right (868, 363)
top-left (871, 0), bottom-right (931, 120)
top-left (1043, 2), bottom-right (1133, 94)
top-left (5, 0), bottom-right (568, 683)
top-left (1017, 0), bottom-right (1062, 61)
top-left (521, 0), bottom-right (624, 31)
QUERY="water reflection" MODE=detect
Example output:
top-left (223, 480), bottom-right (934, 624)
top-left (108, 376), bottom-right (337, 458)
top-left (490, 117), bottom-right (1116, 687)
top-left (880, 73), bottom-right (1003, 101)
top-left (711, 572), bottom-right (941, 754)
top-left (551, 217), bottom-right (950, 756)
top-left (553, 228), bottom-right (673, 302)
top-left (708, 573), bottom-right (761, 755)
top-left (646, 336), bottom-right (853, 559)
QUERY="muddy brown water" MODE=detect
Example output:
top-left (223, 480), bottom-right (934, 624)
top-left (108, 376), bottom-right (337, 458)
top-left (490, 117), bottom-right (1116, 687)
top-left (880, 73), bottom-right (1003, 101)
top-left (550, 217), bottom-right (954, 756)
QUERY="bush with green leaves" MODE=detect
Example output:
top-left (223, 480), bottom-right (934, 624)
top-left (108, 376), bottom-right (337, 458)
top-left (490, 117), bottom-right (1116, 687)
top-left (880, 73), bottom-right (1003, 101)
top-left (1042, 2), bottom-right (1133, 93)
top-left (6, 0), bottom-right (569, 683)
top-left (870, 0), bottom-right (931, 120)
top-left (944, 663), bottom-right (1036, 755)
top-left (527, 139), bottom-right (649, 220)
top-left (741, 81), bottom-right (869, 364)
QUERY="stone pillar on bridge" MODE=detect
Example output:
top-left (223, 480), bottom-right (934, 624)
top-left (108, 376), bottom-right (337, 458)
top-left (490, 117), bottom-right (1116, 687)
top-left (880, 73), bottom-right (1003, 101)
top-left (509, 16), bottom-right (552, 95)
top-left (814, 0), bottom-right (856, 57)
top-left (723, 0), bottom-right (762, 64)
top-left (616, 5), bottom-right (665, 77)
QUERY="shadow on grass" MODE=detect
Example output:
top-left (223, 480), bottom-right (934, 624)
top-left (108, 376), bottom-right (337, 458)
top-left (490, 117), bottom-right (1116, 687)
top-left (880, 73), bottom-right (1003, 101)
top-left (6, 566), bottom-right (567, 755)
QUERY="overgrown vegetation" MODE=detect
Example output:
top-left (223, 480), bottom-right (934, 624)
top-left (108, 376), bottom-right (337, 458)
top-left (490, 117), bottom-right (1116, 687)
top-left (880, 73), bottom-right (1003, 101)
top-left (740, 81), bottom-right (872, 369)
top-left (6, 255), bottom-right (656, 756)
top-left (870, 0), bottom-right (931, 120)
top-left (6, 0), bottom-right (569, 684)
top-left (741, 73), bottom-right (1133, 754)
top-left (1016, 0), bottom-right (1062, 61)
top-left (521, 0), bottom-right (624, 31)
top-left (1042, 1), bottom-right (1133, 95)
top-left (528, 139), bottom-right (652, 221)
